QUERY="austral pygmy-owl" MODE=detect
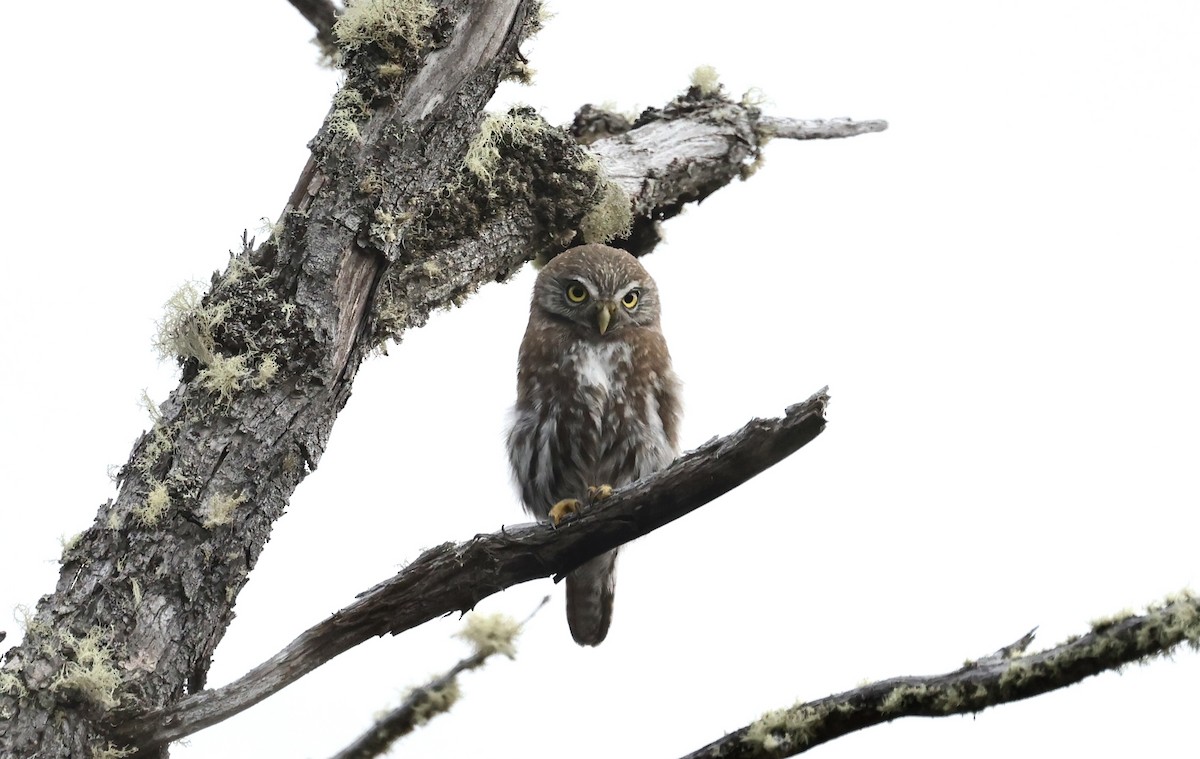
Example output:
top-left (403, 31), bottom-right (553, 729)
top-left (507, 243), bottom-right (681, 646)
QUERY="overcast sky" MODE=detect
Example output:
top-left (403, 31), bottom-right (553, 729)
top-left (2, 1), bottom-right (1198, 757)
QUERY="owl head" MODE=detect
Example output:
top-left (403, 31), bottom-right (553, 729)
top-left (532, 244), bottom-right (661, 338)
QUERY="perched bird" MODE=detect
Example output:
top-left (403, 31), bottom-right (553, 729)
top-left (507, 243), bottom-right (681, 646)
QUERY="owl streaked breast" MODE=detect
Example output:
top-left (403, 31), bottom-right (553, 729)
top-left (506, 243), bottom-right (681, 646)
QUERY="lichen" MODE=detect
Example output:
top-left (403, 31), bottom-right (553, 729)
top-left (155, 282), bottom-right (228, 366)
top-left (463, 109), bottom-right (552, 184)
top-left (0, 668), bottom-right (27, 699)
top-left (133, 393), bottom-right (177, 475)
top-left (744, 703), bottom-right (832, 752)
top-left (879, 684), bottom-right (929, 715)
top-left (196, 352), bottom-right (252, 406)
top-left (1091, 608), bottom-right (1136, 632)
top-left (252, 353), bottom-right (280, 389)
top-left (329, 84), bottom-right (372, 142)
top-left (579, 176), bottom-right (632, 244)
top-left (133, 479), bottom-right (171, 526)
top-left (456, 612), bottom-right (521, 659)
top-left (411, 679), bottom-right (461, 725)
top-left (202, 490), bottom-right (249, 528)
top-left (690, 64), bottom-right (721, 97)
top-left (91, 742), bottom-right (136, 759)
top-left (334, 0), bottom-right (437, 59)
top-left (51, 628), bottom-right (123, 710)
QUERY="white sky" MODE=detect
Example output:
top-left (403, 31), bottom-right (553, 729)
top-left (2, 1), bottom-right (1198, 757)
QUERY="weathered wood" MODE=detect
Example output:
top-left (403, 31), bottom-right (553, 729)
top-left (0, 1), bottom-right (882, 755)
top-left (677, 592), bottom-right (1200, 759)
top-left (287, 0), bottom-right (340, 57)
top-left (114, 391), bottom-right (829, 749)
top-left (0, 2), bottom-right (538, 756)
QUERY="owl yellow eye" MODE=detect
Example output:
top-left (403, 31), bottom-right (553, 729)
top-left (621, 289), bottom-right (640, 309)
top-left (566, 283), bottom-right (588, 303)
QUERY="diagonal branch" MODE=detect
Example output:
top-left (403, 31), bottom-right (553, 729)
top-left (115, 389), bottom-right (829, 749)
top-left (328, 597), bottom-right (547, 759)
top-left (287, 0), bottom-right (340, 58)
top-left (678, 591), bottom-right (1200, 759)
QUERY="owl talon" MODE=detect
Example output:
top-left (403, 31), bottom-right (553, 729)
top-left (587, 484), bottom-right (614, 501)
top-left (549, 498), bottom-right (581, 526)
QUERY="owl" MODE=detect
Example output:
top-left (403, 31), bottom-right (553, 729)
top-left (507, 243), bottom-right (681, 646)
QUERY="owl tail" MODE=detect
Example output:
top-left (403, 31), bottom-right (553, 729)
top-left (565, 549), bottom-right (618, 646)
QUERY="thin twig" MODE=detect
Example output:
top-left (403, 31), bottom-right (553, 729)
top-left (677, 591), bottom-right (1200, 759)
top-left (115, 390), bottom-right (829, 749)
top-left (329, 597), bottom-right (549, 759)
top-left (287, 0), bottom-right (340, 57)
top-left (757, 116), bottom-right (889, 140)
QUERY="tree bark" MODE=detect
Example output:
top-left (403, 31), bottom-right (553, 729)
top-left (113, 391), bottom-right (828, 749)
top-left (0, 2), bottom-right (881, 756)
top-left (677, 591), bottom-right (1200, 758)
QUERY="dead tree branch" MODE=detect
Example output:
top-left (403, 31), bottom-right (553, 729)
top-left (328, 598), bottom-right (547, 759)
top-left (757, 115), bottom-right (888, 140)
top-left (582, 97), bottom-right (885, 256)
top-left (114, 390), bottom-right (828, 749)
top-left (678, 591), bottom-right (1200, 759)
top-left (287, 0), bottom-right (340, 57)
top-left (0, 0), bottom-right (879, 755)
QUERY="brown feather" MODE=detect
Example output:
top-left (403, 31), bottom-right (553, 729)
top-left (506, 244), bottom-right (681, 645)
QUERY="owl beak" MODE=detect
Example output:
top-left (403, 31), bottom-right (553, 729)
top-left (596, 302), bottom-right (615, 335)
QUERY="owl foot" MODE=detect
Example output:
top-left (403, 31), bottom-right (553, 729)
top-left (587, 484), bottom-right (614, 501)
top-left (549, 498), bottom-right (581, 526)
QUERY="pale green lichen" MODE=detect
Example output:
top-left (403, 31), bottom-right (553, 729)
top-left (155, 283), bottom-right (229, 365)
top-left (51, 628), bottom-right (123, 710)
top-left (196, 353), bottom-right (252, 406)
top-left (223, 254), bottom-right (259, 285)
top-left (329, 84), bottom-right (372, 141)
top-left (579, 177), bottom-right (632, 244)
top-left (741, 86), bottom-right (768, 107)
top-left (0, 668), bottom-right (27, 699)
top-left (411, 679), bottom-right (461, 726)
top-left (334, 0), bottom-right (436, 57)
top-left (455, 613), bottom-right (521, 659)
top-left (371, 208), bottom-right (413, 244)
top-left (133, 391), bottom-right (176, 475)
top-left (59, 532), bottom-right (82, 556)
top-left (744, 703), bottom-right (830, 752)
top-left (506, 59), bottom-right (536, 85)
top-left (463, 110), bottom-right (551, 184)
top-left (880, 684), bottom-right (926, 715)
top-left (1091, 608), bottom-right (1136, 632)
top-left (133, 479), bottom-right (171, 526)
top-left (690, 64), bottom-right (721, 97)
top-left (91, 742), bottom-right (137, 759)
top-left (251, 353), bottom-right (280, 389)
top-left (202, 490), bottom-right (249, 528)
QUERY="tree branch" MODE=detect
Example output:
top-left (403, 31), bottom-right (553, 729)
top-left (115, 389), bottom-right (829, 749)
top-left (583, 98), bottom-right (886, 256)
top-left (757, 115), bottom-right (888, 141)
top-left (287, 0), bottom-right (340, 58)
top-left (328, 598), bottom-right (547, 759)
top-left (678, 590), bottom-right (1200, 759)
top-left (0, 1), bottom-right (880, 754)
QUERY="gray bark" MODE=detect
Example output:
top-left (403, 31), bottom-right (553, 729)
top-left (677, 592), bottom-right (1200, 758)
top-left (113, 391), bottom-right (828, 749)
top-left (0, 2), bottom-right (880, 756)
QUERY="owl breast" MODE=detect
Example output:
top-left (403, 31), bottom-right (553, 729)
top-left (508, 335), bottom-right (676, 521)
